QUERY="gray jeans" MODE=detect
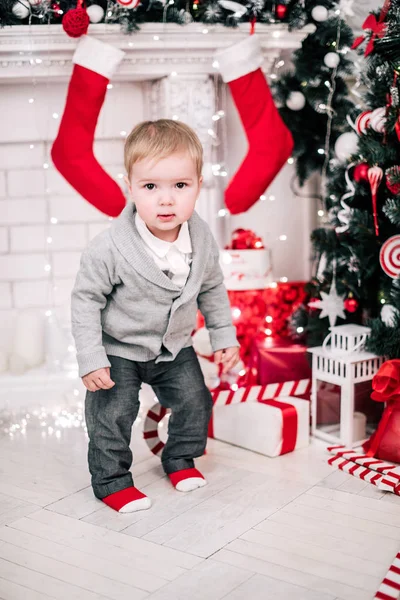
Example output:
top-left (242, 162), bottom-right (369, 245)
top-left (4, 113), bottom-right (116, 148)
top-left (84, 347), bottom-right (213, 499)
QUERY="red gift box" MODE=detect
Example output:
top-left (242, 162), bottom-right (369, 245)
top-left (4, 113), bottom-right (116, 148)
top-left (246, 336), bottom-right (311, 387)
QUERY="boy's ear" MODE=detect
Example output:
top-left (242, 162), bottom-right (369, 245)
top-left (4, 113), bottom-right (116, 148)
top-left (198, 175), bottom-right (203, 187)
top-left (124, 175), bottom-right (132, 196)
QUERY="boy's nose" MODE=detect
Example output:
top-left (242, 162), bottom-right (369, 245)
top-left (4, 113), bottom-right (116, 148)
top-left (159, 194), bottom-right (174, 205)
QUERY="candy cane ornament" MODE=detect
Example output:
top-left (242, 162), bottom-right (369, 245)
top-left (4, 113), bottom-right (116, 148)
top-left (374, 552), bottom-right (400, 600)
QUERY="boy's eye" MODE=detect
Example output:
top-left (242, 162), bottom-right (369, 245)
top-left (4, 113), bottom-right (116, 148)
top-left (144, 183), bottom-right (155, 190)
top-left (176, 182), bottom-right (187, 189)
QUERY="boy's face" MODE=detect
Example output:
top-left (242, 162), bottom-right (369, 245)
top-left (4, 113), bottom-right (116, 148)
top-left (126, 151), bottom-right (203, 242)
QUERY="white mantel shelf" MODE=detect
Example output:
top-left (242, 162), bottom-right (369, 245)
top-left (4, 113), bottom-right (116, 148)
top-left (0, 22), bottom-right (312, 82)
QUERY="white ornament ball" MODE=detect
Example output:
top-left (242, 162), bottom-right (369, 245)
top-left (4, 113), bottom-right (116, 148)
top-left (12, 0), bottom-right (30, 19)
top-left (381, 304), bottom-right (399, 327)
top-left (311, 5), bottom-right (329, 21)
top-left (87, 4), bottom-right (105, 23)
top-left (324, 52), bottom-right (340, 69)
top-left (116, 0), bottom-right (140, 8)
top-left (334, 131), bottom-right (359, 162)
top-left (369, 106), bottom-right (387, 133)
top-left (286, 91), bottom-right (306, 111)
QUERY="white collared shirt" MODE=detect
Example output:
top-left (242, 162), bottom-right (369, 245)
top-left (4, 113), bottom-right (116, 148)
top-left (135, 212), bottom-right (192, 288)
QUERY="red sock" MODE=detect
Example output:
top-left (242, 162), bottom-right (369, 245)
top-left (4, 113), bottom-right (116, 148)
top-left (102, 486), bottom-right (151, 512)
top-left (168, 468), bottom-right (206, 492)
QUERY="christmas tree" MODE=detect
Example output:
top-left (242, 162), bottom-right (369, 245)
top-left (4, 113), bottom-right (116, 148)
top-left (291, 0), bottom-right (400, 357)
top-left (273, 0), bottom-right (355, 186)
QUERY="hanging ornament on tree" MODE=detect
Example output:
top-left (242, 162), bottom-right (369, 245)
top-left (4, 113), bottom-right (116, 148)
top-left (286, 91), bottom-right (306, 111)
top-left (51, 1), bottom-right (62, 15)
top-left (12, 0), bottom-right (30, 19)
top-left (62, 0), bottom-right (90, 37)
top-left (28, 0), bottom-right (43, 5)
top-left (275, 4), bottom-right (288, 20)
top-left (386, 166), bottom-right (400, 196)
top-left (116, 0), bottom-right (141, 7)
top-left (324, 52), bottom-right (340, 69)
top-left (353, 162), bottom-right (370, 182)
top-left (368, 166), bottom-right (383, 236)
top-left (213, 35), bottom-right (293, 214)
top-left (334, 131), bottom-right (359, 162)
top-left (369, 106), bottom-right (387, 133)
top-left (344, 294), bottom-right (359, 313)
top-left (87, 4), bottom-right (104, 22)
top-left (336, 162), bottom-right (356, 234)
top-left (380, 235), bottom-right (400, 279)
top-left (381, 303), bottom-right (399, 327)
top-left (311, 5), bottom-right (328, 22)
top-left (355, 110), bottom-right (372, 135)
top-left (308, 277), bottom-right (346, 328)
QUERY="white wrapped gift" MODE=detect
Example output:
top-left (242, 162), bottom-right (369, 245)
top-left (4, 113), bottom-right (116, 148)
top-left (210, 396), bottom-right (310, 457)
top-left (220, 249), bottom-right (273, 290)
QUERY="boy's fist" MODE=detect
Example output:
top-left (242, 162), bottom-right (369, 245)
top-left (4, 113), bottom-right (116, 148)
top-left (82, 367), bottom-right (115, 392)
top-left (214, 346), bottom-right (240, 374)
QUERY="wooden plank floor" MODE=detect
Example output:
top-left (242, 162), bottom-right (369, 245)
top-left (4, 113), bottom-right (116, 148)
top-left (0, 387), bottom-right (398, 600)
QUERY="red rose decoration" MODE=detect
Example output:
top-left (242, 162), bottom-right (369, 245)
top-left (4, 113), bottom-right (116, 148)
top-left (371, 359), bottom-right (400, 402)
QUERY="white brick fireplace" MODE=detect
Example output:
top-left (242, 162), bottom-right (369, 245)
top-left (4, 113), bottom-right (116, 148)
top-left (0, 23), bottom-right (315, 364)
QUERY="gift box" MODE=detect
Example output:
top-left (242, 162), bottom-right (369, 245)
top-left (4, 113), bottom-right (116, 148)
top-left (247, 336), bottom-right (311, 386)
top-left (211, 395), bottom-right (310, 457)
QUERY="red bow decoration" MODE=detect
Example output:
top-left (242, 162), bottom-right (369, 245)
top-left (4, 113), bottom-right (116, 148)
top-left (363, 359), bottom-right (400, 459)
top-left (351, 8), bottom-right (389, 57)
top-left (225, 228), bottom-right (264, 250)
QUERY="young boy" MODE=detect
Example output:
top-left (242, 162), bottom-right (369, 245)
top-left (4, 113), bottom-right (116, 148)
top-left (71, 119), bottom-right (240, 513)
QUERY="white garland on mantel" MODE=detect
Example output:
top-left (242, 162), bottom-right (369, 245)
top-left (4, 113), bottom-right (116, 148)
top-left (0, 22), bottom-right (313, 83)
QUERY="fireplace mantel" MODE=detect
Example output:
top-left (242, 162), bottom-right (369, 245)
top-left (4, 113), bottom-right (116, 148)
top-left (0, 22), bottom-right (312, 83)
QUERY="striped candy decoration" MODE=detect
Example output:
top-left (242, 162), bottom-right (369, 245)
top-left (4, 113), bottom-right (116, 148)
top-left (374, 552), bottom-right (400, 600)
top-left (327, 455), bottom-right (395, 492)
top-left (327, 445), bottom-right (400, 495)
top-left (143, 402), bottom-right (169, 456)
top-left (143, 379), bottom-right (311, 456)
top-left (211, 379), bottom-right (311, 407)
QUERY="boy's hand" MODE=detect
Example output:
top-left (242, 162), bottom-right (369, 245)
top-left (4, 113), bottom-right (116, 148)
top-left (214, 346), bottom-right (240, 374)
top-left (82, 367), bottom-right (115, 392)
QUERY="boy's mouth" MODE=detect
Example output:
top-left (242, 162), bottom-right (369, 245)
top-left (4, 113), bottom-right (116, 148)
top-left (157, 214), bottom-right (175, 221)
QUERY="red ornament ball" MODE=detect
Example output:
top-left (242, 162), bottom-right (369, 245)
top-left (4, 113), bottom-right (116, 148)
top-left (344, 297), bottom-right (359, 313)
top-left (62, 7), bottom-right (90, 38)
top-left (275, 4), bottom-right (287, 19)
top-left (353, 162), bottom-right (370, 182)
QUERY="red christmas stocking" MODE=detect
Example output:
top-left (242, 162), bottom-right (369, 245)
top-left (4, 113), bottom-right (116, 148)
top-left (51, 36), bottom-right (126, 217)
top-left (215, 36), bottom-right (293, 214)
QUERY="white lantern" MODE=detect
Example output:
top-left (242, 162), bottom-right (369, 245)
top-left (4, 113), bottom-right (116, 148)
top-left (87, 4), bottom-right (105, 22)
top-left (311, 5), bottom-right (329, 21)
top-left (286, 91), bottom-right (306, 111)
top-left (334, 131), bottom-right (359, 162)
top-left (309, 324), bottom-right (384, 446)
top-left (12, 0), bottom-right (30, 19)
top-left (324, 52), bottom-right (340, 69)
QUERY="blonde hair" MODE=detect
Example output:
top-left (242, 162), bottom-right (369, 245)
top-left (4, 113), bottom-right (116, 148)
top-left (124, 119), bottom-right (203, 179)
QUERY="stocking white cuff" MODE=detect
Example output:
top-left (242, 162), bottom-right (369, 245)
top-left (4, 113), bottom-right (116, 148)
top-left (214, 35), bottom-right (263, 83)
top-left (73, 35), bottom-right (125, 80)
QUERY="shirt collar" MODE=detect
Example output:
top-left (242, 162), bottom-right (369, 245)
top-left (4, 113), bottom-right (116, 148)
top-left (135, 212), bottom-right (192, 258)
